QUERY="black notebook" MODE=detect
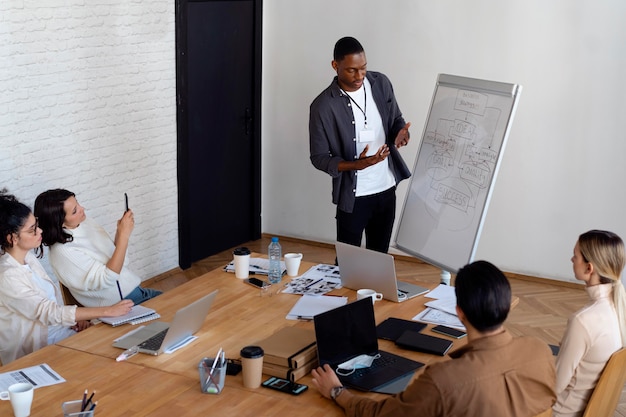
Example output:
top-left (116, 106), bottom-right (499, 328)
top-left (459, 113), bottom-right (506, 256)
top-left (376, 317), bottom-right (426, 341)
top-left (395, 330), bottom-right (453, 356)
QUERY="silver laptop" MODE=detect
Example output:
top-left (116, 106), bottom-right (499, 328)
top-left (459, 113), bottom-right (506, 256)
top-left (113, 289), bottom-right (218, 355)
top-left (335, 242), bottom-right (429, 302)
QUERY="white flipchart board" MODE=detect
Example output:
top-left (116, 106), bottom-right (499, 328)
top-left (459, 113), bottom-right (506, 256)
top-left (395, 74), bottom-right (522, 273)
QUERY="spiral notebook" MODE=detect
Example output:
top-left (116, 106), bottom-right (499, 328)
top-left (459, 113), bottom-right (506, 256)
top-left (99, 305), bottom-right (158, 327)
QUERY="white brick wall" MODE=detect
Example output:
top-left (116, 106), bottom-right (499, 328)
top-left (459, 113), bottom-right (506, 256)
top-left (1, 1), bottom-right (178, 281)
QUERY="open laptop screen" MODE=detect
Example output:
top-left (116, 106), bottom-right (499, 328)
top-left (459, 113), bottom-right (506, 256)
top-left (314, 298), bottom-right (379, 366)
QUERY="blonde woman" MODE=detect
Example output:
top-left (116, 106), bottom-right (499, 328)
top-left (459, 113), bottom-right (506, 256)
top-left (554, 230), bottom-right (626, 417)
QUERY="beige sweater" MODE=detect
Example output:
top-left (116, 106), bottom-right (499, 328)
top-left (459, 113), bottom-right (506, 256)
top-left (0, 252), bottom-right (76, 364)
top-left (554, 283), bottom-right (622, 417)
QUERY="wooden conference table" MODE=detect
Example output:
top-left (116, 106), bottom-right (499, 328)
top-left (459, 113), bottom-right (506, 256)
top-left (1, 256), bottom-right (467, 416)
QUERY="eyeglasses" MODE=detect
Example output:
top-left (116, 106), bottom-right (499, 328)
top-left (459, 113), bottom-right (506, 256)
top-left (20, 218), bottom-right (39, 236)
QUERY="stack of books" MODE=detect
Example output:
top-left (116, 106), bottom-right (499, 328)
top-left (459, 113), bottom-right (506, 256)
top-left (256, 327), bottom-right (318, 382)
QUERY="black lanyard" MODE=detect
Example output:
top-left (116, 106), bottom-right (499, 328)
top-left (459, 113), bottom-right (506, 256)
top-left (341, 85), bottom-right (367, 126)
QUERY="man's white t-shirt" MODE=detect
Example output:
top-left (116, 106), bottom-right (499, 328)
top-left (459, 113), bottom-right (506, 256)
top-left (345, 78), bottom-right (395, 197)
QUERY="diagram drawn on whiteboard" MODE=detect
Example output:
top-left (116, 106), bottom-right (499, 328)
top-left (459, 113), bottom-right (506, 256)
top-left (422, 88), bottom-right (502, 231)
top-left (395, 74), bottom-right (522, 273)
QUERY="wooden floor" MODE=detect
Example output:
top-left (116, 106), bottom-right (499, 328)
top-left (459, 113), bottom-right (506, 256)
top-left (144, 235), bottom-right (626, 416)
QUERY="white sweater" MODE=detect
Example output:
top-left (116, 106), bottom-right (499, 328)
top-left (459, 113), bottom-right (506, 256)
top-left (0, 252), bottom-right (76, 365)
top-left (49, 217), bottom-right (141, 307)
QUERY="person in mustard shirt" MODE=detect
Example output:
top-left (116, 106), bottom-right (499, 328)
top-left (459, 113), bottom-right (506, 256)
top-left (311, 260), bottom-right (556, 417)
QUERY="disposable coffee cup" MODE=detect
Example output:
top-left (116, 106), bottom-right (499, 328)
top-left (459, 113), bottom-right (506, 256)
top-left (357, 289), bottom-right (383, 304)
top-left (284, 253), bottom-right (303, 276)
top-left (1, 382), bottom-right (34, 417)
top-left (233, 247), bottom-right (251, 279)
top-left (240, 345), bottom-right (264, 389)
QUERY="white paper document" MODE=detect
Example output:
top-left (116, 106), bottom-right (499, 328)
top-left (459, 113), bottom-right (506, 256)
top-left (281, 264), bottom-right (342, 295)
top-left (425, 297), bottom-right (458, 316)
top-left (425, 284), bottom-right (456, 300)
top-left (413, 307), bottom-right (466, 331)
top-left (286, 294), bottom-right (348, 320)
top-left (0, 363), bottom-right (65, 391)
top-left (164, 335), bottom-right (198, 354)
top-left (224, 257), bottom-right (286, 275)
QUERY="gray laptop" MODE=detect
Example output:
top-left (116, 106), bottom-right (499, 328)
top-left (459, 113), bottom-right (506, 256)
top-left (113, 289), bottom-right (218, 355)
top-left (335, 242), bottom-right (429, 302)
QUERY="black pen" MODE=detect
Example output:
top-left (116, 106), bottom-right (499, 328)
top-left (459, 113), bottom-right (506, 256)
top-left (81, 389), bottom-right (87, 411)
top-left (116, 281), bottom-right (124, 300)
top-left (82, 391), bottom-right (95, 411)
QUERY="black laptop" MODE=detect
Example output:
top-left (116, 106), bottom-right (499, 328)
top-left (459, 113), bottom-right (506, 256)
top-left (314, 297), bottom-right (424, 393)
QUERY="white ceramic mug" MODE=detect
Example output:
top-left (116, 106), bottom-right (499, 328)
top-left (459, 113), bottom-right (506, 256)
top-left (357, 289), bottom-right (383, 304)
top-left (284, 253), bottom-right (303, 276)
top-left (0, 382), bottom-right (34, 417)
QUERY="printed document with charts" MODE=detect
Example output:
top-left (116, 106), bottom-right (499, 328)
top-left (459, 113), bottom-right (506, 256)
top-left (413, 284), bottom-right (465, 331)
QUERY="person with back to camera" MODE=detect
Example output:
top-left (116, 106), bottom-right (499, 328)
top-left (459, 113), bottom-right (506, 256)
top-left (309, 36), bottom-right (412, 255)
top-left (0, 190), bottom-right (133, 365)
top-left (311, 260), bottom-right (556, 417)
top-left (34, 189), bottom-right (162, 308)
top-left (553, 230), bottom-right (626, 417)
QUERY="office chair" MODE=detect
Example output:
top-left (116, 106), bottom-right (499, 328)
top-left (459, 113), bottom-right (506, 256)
top-left (60, 283), bottom-right (83, 307)
top-left (533, 408), bottom-right (552, 417)
top-left (581, 347), bottom-right (626, 417)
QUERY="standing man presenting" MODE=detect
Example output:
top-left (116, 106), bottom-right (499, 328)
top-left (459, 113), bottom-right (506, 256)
top-left (309, 36), bottom-right (412, 254)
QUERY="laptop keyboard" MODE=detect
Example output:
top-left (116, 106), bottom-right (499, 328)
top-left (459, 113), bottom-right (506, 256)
top-left (138, 329), bottom-right (169, 351)
top-left (352, 354), bottom-right (397, 378)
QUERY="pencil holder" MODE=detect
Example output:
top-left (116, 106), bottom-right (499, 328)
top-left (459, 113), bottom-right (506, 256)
top-left (198, 357), bottom-right (226, 394)
top-left (62, 400), bottom-right (95, 417)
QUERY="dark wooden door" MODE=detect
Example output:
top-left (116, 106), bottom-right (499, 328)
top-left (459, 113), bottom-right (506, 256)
top-left (176, 0), bottom-right (262, 269)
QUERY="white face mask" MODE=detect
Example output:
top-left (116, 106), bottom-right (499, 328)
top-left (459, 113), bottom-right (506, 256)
top-left (336, 353), bottom-right (381, 376)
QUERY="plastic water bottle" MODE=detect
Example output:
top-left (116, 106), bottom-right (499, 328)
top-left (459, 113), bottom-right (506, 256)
top-left (268, 237), bottom-right (282, 284)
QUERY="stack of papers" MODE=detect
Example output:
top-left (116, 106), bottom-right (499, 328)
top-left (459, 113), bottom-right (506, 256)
top-left (286, 294), bottom-right (347, 320)
top-left (413, 284), bottom-right (465, 331)
top-left (281, 264), bottom-right (342, 295)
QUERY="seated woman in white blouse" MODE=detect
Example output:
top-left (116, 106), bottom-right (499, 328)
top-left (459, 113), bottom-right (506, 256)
top-left (0, 190), bottom-right (133, 365)
top-left (554, 230), bottom-right (626, 417)
top-left (34, 189), bottom-right (161, 308)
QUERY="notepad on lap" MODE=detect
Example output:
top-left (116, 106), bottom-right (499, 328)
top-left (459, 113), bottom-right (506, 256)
top-left (99, 305), bottom-right (157, 327)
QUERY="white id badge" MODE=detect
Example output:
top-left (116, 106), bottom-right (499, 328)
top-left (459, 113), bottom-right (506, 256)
top-left (359, 129), bottom-right (375, 143)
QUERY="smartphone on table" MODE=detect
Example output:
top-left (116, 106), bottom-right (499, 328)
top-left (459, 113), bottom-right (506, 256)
top-left (244, 277), bottom-right (270, 289)
top-left (262, 377), bottom-right (308, 395)
top-left (431, 325), bottom-right (467, 339)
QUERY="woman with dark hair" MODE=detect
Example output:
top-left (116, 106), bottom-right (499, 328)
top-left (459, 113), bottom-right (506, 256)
top-left (0, 190), bottom-right (133, 364)
top-left (34, 189), bottom-right (161, 308)
top-left (554, 230), bottom-right (626, 416)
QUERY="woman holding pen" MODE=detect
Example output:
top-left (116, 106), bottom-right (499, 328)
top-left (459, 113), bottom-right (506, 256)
top-left (553, 230), bottom-right (626, 416)
top-left (34, 189), bottom-right (161, 308)
top-left (0, 190), bottom-right (133, 365)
